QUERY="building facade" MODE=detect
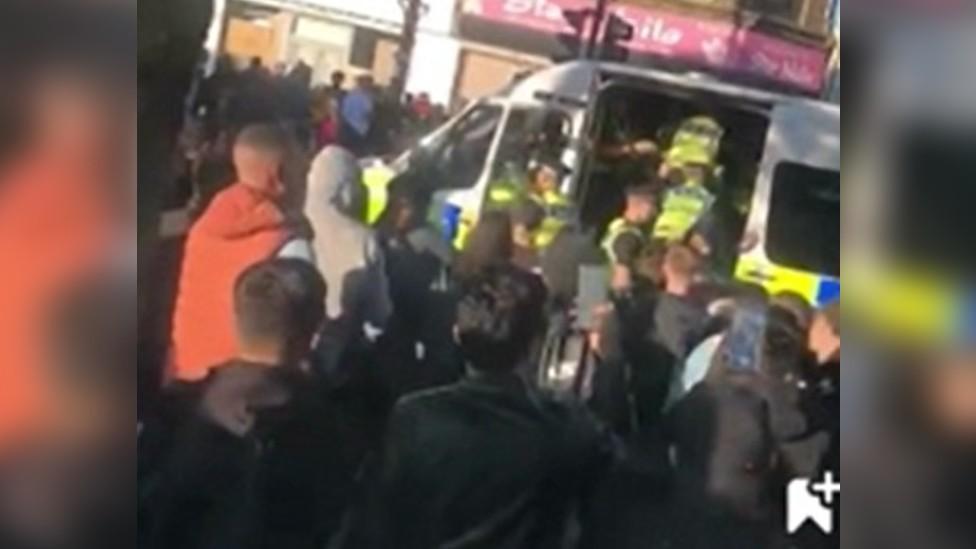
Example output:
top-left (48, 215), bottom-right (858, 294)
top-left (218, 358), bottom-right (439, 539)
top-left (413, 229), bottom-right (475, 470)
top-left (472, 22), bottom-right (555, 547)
top-left (454, 0), bottom-right (834, 103)
top-left (206, 0), bottom-right (835, 108)
top-left (209, 0), bottom-right (462, 105)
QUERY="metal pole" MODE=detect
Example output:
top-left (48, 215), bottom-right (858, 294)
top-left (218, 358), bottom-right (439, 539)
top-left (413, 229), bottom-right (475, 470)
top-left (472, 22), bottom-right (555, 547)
top-left (584, 0), bottom-right (609, 59)
top-left (392, 0), bottom-right (423, 99)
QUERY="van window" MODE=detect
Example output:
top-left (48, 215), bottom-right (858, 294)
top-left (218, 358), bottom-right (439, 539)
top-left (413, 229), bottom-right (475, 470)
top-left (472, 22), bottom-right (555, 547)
top-left (425, 104), bottom-right (503, 189)
top-left (492, 108), bottom-right (571, 181)
top-left (765, 162), bottom-right (840, 277)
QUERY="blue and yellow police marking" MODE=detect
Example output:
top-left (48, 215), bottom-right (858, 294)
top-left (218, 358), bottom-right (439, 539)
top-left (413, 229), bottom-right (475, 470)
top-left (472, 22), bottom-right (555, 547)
top-left (734, 256), bottom-right (833, 306)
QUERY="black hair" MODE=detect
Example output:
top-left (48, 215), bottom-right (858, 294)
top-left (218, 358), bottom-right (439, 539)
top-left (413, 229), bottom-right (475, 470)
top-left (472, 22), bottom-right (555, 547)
top-left (375, 173), bottom-right (432, 237)
top-left (456, 267), bottom-right (543, 372)
top-left (234, 259), bottom-right (326, 347)
top-left (764, 305), bottom-right (809, 381)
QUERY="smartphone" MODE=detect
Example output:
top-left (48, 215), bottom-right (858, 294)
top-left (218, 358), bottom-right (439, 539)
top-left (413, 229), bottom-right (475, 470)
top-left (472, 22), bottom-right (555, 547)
top-left (576, 265), bottom-right (609, 331)
top-left (720, 302), bottom-right (768, 373)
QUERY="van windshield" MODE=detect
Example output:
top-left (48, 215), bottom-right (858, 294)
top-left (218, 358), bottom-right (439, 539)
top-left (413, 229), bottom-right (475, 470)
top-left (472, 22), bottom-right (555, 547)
top-left (418, 104), bottom-right (504, 189)
top-left (765, 162), bottom-right (840, 277)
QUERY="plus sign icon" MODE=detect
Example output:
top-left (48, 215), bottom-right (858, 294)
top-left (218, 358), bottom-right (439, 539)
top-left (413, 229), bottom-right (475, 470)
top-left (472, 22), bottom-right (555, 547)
top-left (787, 471), bottom-right (839, 534)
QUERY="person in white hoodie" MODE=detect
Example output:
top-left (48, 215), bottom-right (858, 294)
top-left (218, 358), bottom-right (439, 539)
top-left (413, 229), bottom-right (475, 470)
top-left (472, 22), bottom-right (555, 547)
top-left (280, 146), bottom-right (392, 374)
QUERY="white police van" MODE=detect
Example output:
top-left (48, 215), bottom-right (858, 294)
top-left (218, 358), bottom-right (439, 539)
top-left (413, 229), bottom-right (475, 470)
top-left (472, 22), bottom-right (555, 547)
top-left (375, 60), bottom-right (839, 305)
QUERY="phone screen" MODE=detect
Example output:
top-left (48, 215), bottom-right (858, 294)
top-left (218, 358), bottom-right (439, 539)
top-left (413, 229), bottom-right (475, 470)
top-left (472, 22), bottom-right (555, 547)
top-left (720, 303), bottom-right (768, 373)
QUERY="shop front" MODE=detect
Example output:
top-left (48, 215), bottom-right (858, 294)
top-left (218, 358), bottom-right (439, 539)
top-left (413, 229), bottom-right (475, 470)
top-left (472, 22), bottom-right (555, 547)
top-left (457, 0), bottom-right (830, 96)
top-left (216, 0), bottom-right (462, 103)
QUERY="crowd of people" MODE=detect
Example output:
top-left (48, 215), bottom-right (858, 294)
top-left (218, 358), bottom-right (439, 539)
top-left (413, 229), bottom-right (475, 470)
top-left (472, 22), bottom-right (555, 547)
top-left (137, 103), bottom-right (840, 547)
top-left (178, 55), bottom-right (448, 215)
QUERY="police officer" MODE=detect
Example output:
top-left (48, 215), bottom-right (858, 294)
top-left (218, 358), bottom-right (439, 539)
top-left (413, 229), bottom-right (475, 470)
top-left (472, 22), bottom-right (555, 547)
top-left (602, 184), bottom-right (659, 292)
top-left (525, 156), bottom-right (573, 249)
top-left (653, 116), bottom-right (723, 244)
top-left (487, 155), bottom-right (573, 249)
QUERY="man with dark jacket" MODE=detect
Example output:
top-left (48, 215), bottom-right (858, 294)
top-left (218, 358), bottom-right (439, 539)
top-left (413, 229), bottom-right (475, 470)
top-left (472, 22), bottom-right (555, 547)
top-left (349, 267), bottom-right (613, 549)
top-left (668, 302), bottom-right (808, 549)
top-left (803, 300), bottom-right (839, 475)
top-left (654, 244), bottom-right (710, 362)
top-left (141, 259), bottom-right (354, 549)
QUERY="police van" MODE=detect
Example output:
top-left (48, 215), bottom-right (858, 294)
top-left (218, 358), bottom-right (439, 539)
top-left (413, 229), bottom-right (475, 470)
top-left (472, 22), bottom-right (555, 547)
top-left (372, 60), bottom-right (839, 305)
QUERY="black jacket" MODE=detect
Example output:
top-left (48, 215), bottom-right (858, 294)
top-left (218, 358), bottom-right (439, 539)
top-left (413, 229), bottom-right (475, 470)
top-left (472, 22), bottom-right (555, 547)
top-left (668, 370), bottom-right (807, 549)
top-left (352, 372), bottom-right (612, 549)
top-left (139, 361), bottom-right (354, 549)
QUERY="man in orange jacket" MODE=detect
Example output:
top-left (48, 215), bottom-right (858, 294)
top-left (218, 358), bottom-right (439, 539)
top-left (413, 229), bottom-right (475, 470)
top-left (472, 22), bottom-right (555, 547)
top-left (169, 124), bottom-right (301, 381)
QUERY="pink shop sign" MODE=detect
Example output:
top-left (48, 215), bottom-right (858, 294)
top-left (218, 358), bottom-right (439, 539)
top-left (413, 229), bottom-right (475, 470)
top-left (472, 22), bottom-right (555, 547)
top-left (463, 0), bottom-right (827, 92)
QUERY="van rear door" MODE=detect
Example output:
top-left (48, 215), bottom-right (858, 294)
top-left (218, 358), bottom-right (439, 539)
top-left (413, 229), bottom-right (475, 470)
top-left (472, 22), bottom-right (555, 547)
top-left (735, 101), bottom-right (840, 305)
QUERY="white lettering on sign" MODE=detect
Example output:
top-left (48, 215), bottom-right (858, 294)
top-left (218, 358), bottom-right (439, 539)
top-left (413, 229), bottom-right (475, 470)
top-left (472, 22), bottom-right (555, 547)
top-left (701, 37), bottom-right (729, 65)
top-left (503, 0), bottom-right (564, 20)
top-left (632, 14), bottom-right (683, 46)
top-left (750, 51), bottom-right (780, 76)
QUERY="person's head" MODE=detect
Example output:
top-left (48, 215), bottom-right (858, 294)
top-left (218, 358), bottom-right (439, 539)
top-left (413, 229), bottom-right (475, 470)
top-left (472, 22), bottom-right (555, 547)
top-left (623, 184), bottom-right (658, 225)
top-left (510, 199), bottom-right (545, 247)
top-left (456, 267), bottom-right (544, 373)
top-left (331, 70), bottom-right (346, 89)
top-left (271, 61), bottom-right (286, 77)
top-left (662, 244), bottom-right (700, 295)
top-left (249, 56), bottom-right (262, 70)
top-left (763, 304), bottom-right (809, 382)
top-left (234, 259), bottom-right (327, 366)
top-left (528, 157), bottom-right (562, 194)
top-left (381, 175), bottom-right (430, 234)
top-left (288, 61), bottom-right (312, 88)
top-left (456, 211), bottom-right (514, 280)
top-left (808, 299), bottom-right (840, 363)
top-left (232, 124), bottom-right (292, 197)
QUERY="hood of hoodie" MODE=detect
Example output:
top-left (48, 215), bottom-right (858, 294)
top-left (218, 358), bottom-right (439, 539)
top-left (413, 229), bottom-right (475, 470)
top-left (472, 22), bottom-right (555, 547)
top-left (305, 146), bottom-right (360, 220)
top-left (199, 362), bottom-right (293, 437)
top-left (196, 183), bottom-right (289, 241)
top-left (302, 146), bottom-right (389, 324)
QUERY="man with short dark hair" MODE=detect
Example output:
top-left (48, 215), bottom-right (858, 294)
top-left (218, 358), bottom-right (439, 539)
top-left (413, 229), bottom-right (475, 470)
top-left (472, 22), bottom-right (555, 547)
top-left (352, 267), bottom-right (612, 549)
top-left (602, 183), bottom-right (658, 292)
top-left (329, 70), bottom-right (346, 100)
top-left (142, 259), bottom-right (351, 549)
